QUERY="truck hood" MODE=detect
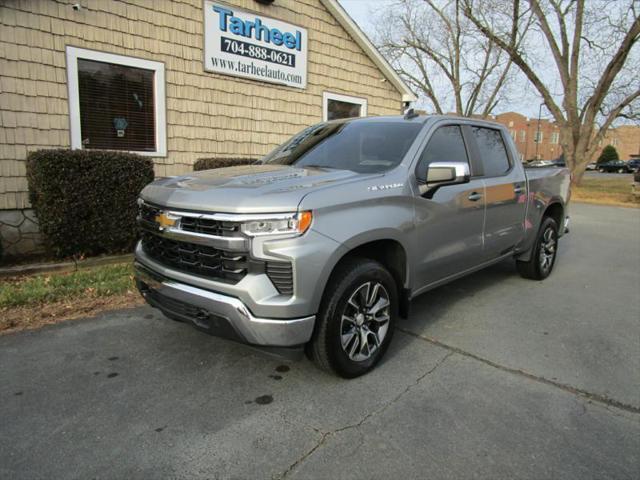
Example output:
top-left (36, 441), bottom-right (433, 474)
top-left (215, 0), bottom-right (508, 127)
top-left (140, 164), bottom-right (368, 213)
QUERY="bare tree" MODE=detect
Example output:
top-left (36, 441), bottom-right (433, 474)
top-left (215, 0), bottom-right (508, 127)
top-left (462, 0), bottom-right (640, 184)
top-left (373, 0), bottom-right (529, 117)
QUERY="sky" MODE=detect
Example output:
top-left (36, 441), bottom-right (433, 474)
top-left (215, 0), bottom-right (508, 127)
top-left (338, 0), bottom-right (544, 118)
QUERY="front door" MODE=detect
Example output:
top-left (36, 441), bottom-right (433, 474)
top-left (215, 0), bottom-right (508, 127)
top-left (411, 124), bottom-right (486, 289)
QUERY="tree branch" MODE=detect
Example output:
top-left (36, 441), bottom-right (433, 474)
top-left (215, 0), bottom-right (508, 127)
top-left (582, 14), bottom-right (640, 128)
top-left (462, 0), bottom-right (566, 123)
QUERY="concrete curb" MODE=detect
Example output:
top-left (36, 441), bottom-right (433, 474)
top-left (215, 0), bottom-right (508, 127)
top-left (0, 253), bottom-right (134, 278)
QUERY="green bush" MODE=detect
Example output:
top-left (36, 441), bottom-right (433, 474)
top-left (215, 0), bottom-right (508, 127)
top-left (193, 157), bottom-right (256, 171)
top-left (26, 149), bottom-right (154, 258)
top-left (597, 145), bottom-right (619, 164)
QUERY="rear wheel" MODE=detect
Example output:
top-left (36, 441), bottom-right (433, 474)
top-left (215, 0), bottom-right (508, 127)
top-left (309, 258), bottom-right (397, 378)
top-left (516, 217), bottom-right (559, 280)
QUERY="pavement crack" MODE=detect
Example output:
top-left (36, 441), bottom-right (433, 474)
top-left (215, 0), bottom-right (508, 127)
top-left (276, 351), bottom-right (453, 479)
top-left (398, 327), bottom-right (640, 415)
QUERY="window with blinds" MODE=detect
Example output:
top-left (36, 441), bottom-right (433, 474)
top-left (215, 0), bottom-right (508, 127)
top-left (77, 59), bottom-right (155, 152)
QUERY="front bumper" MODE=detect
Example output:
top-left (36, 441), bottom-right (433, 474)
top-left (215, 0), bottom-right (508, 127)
top-left (135, 262), bottom-right (315, 347)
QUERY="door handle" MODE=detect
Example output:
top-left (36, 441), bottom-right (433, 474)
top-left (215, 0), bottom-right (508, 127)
top-left (467, 192), bottom-right (482, 202)
top-left (514, 185), bottom-right (524, 194)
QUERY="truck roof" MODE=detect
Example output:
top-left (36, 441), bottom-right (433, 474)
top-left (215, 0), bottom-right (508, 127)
top-left (332, 114), bottom-right (507, 130)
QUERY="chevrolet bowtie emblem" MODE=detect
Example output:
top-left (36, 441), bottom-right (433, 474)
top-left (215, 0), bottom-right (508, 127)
top-left (155, 212), bottom-right (176, 230)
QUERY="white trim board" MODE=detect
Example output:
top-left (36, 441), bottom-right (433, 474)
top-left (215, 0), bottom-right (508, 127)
top-left (322, 91), bottom-right (367, 122)
top-left (320, 0), bottom-right (417, 103)
top-left (65, 46), bottom-right (167, 157)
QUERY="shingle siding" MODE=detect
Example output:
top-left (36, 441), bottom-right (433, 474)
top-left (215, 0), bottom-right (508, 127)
top-left (0, 0), bottom-right (403, 209)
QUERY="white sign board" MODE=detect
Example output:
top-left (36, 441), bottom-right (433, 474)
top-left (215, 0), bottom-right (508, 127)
top-left (204, 2), bottom-right (308, 89)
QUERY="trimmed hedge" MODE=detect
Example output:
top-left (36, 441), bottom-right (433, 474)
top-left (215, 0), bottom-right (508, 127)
top-left (193, 157), bottom-right (256, 171)
top-left (597, 145), bottom-right (619, 164)
top-left (26, 149), bottom-right (154, 258)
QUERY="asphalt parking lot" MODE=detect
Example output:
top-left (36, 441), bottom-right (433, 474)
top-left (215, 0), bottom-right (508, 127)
top-left (1, 203), bottom-right (639, 480)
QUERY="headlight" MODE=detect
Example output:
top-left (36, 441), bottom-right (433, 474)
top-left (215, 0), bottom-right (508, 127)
top-left (240, 211), bottom-right (312, 237)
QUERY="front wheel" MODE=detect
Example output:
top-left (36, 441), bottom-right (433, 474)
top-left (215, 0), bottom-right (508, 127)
top-left (309, 258), bottom-right (397, 378)
top-left (516, 217), bottom-right (559, 280)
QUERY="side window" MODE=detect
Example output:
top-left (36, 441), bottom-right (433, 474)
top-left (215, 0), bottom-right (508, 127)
top-left (471, 127), bottom-right (511, 177)
top-left (416, 125), bottom-right (468, 180)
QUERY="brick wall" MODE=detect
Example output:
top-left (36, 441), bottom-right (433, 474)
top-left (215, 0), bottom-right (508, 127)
top-left (600, 125), bottom-right (640, 161)
top-left (493, 112), bottom-right (563, 162)
top-left (0, 0), bottom-right (404, 211)
top-left (493, 112), bottom-right (640, 163)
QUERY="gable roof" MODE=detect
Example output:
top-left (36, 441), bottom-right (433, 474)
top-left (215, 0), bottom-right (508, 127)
top-left (320, 0), bottom-right (417, 103)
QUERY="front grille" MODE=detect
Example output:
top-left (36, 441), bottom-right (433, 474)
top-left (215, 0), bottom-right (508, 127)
top-left (139, 201), bottom-right (240, 237)
top-left (138, 201), bottom-right (295, 295)
top-left (141, 232), bottom-right (248, 283)
top-left (180, 216), bottom-right (240, 236)
top-left (139, 202), bottom-right (160, 222)
top-left (266, 262), bottom-right (294, 295)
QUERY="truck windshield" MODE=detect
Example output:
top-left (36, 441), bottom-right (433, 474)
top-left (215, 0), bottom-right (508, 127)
top-left (260, 121), bottom-right (423, 174)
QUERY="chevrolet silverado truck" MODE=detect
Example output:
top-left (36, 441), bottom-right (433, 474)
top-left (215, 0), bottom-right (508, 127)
top-left (135, 114), bottom-right (570, 377)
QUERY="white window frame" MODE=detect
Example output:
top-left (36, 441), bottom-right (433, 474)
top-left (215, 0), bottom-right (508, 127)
top-left (551, 131), bottom-right (559, 144)
top-left (66, 46), bottom-right (166, 157)
top-left (534, 130), bottom-right (543, 143)
top-left (322, 92), bottom-right (367, 122)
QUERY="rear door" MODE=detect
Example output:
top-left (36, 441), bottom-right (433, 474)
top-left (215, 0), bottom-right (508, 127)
top-left (411, 124), bottom-right (486, 289)
top-left (468, 126), bottom-right (527, 259)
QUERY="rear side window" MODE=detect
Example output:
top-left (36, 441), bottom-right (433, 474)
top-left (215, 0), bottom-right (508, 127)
top-left (416, 125), bottom-right (468, 180)
top-left (471, 127), bottom-right (511, 177)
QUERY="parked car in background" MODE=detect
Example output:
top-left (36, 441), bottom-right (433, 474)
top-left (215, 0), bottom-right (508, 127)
top-left (585, 162), bottom-right (597, 171)
top-left (627, 159), bottom-right (640, 172)
top-left (527, 160), bottom-right (553, 167)
top-left (597, 160), bottom-right (633, 173)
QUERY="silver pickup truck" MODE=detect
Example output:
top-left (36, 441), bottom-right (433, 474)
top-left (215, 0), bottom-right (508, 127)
top-left (135, 114), bottom-right (570, 377)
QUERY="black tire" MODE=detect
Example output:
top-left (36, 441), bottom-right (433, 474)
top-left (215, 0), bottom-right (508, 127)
top-left (618, 168), bottom-right (624, 174)
top-left (598, 168), bottom-right (604, 173)
top-left (516, 217), bottom-right (559, 280)
top-left (309, 257), bottom-right (397, 378)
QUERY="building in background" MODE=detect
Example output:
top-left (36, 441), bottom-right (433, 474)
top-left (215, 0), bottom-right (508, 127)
top-left (600, 125), bottom-right (640, 162)
top-left (492, 112), bottom-right (640, 163)
top-left (0, 0), bottom-right (415, 256)
top-left (493, 112), bottom-right (561, 162)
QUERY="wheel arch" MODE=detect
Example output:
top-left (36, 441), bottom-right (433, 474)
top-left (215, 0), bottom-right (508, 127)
top-left (543, 201), bottom-right (564, 230)
top-left (319, 236), bottom-right (411, 319)
top-left (517, 200), bottom-right (565, 262)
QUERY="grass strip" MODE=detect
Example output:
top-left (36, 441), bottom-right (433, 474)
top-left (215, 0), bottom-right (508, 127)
top-left (0, 263), bottom-right (135, 308)
top-left (572, 177), bottom-right (639, 207)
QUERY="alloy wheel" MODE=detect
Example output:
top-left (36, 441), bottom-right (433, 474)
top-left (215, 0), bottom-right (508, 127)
top-left (340, 282), bottom-right (391, 362)
top-left (539, 227), bottom-right (556, 273)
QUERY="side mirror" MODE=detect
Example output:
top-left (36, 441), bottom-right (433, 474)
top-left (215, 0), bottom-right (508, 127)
top-left (418, 162), bottom-right (470, 197)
